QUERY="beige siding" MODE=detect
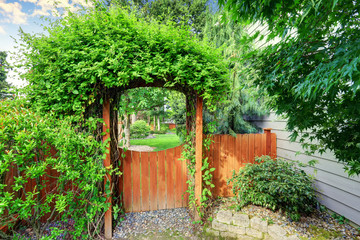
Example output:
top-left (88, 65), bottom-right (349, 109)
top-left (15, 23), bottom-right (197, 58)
top-left (249, 113), bottom-right (360, 225)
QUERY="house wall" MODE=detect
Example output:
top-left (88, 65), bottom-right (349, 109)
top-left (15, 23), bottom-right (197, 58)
top-left (249, 113), bottom-right (360, 225)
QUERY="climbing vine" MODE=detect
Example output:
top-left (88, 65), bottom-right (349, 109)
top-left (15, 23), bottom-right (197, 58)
top-left (181, 121), bottom-right (217, 222)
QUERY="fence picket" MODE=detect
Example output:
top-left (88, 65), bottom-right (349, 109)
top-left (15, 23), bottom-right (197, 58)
top-left (166, 148), bottom-right (175, 209)
top-left (123, 150), bottom-right (132, 212)
top-left (157, 150), bottom-right (166, 210)
top-left (140, 152), bottom-right (150, 211)
top-left (174, 146), bottom-right (183, 208)
top-left (132, 151), bottom-right (141, 212)
top-left (149, 152), bottom-right (158, 211)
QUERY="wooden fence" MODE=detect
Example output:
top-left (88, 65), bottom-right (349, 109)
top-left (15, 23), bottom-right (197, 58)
top-left (1, 147), bottom-right (66, 230)
top-left (207, 131), bottom-right (276, 197)
top-left (119, 145), bottom-right (188, 212)
top-left (118, 130), bottom-right (276, 211)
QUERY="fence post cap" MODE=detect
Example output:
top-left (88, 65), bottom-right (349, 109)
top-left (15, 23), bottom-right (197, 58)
top-left (263, 128), bottom-right (272, 132)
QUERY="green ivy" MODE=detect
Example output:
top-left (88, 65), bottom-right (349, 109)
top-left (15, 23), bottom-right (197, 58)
top-left (0, 99), bottom-right (115, 239)
top-left (181, 122), bottom-right (216, 222)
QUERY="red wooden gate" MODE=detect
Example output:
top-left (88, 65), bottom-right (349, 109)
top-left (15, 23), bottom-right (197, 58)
top-left (119, 145), bottom-right (188, 212)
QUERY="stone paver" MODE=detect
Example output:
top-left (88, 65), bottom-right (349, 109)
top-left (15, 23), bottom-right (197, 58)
top-left (232, 213), bottom-right (250, 227)
top-left (246, 227), bottom-right (263, 239)
top-left (216, 210), bottom-right (233, 224)
top-left (250, 216), bottom-right (268, 232)
top-left (268, 225), bottom-right (287, 240)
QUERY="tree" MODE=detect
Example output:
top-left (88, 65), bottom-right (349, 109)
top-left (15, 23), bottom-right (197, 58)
top-left (110, 0), bottom-right (210, 37)
top-left (0, 51), bottom-right (11, 99)
top-left (118, 87), bottom-right (170, 147)
top-left (219, 0), bottom-right (360, 175)
top-left (202, 10), bottom-right (268, 134)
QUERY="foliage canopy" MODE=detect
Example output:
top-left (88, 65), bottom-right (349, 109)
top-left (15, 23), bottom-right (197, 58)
top-left (110, 0), bottom-right (210, 37)
top-left (220, 0), bottom-right (360, 175)
top-left (19, 4), bottom-right (229, 118)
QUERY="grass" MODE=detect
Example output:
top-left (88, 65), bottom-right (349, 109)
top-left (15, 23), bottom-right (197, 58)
top-left (130, 133), bottom-right (181, 151)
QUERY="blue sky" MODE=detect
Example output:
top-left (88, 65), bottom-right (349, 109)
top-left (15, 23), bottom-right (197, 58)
top-left (0, 0), bottom-right (92, 86)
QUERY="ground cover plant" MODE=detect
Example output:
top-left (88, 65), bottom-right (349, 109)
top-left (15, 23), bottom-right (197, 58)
top-left (228, 156), bottom-right (318, 221)
top-left (130, 133), bottom-right (181, 151)
top-left (0, 99), bottom-right (111, 239)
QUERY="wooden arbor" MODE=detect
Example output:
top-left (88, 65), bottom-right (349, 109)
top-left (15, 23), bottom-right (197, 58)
top-left (101, 89), bottom-right (204, 239)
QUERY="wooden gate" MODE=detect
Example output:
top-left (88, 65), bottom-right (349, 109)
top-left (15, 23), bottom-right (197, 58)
top-left (119, 145), bottom-right (188, 212)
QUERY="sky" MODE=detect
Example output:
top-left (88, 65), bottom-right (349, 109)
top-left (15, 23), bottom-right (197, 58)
top-left (0, 0), bottom-right (92, 87)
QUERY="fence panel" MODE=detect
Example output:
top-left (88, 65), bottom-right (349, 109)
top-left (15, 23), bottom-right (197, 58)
top-left (207, 133), bottom-right (276, 197)
top-left (119, 146), bottom-right (187, 212)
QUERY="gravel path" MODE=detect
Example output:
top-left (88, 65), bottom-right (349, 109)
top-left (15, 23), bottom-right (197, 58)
top-left (113, 208), bottom-right (198, 239)
top-left (125, 145), bottom-right (155, 152)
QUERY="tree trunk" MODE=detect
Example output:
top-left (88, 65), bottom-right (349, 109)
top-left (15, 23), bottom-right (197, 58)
top-left (153, 115), bottom-right (156, 130)
top-left (157, 113), bottom-right (161, 131)
top-left (124, 114), bottom-right (131, 148)
top-left (131, 113), bottom-right (137, 124)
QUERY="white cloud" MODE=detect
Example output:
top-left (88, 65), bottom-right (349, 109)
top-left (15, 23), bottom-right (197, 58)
top-left (31, 0), bottom-right (93, 17)
top-left (0, 25), bottom-right (5, 34)
top-left (21, 0), bottom-right (38, 3)
top-left (0, 1), bottom-right (28, 24)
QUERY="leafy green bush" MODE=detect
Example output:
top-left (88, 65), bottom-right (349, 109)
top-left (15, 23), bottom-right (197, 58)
top-left (228, 156), bottom-right (318, 221)
top-left (0, 100), bottom-right (111, 239)
top-left (154, 124), bottom-right (168, 134)
top-left (131, 120), bottom-right (150, 139)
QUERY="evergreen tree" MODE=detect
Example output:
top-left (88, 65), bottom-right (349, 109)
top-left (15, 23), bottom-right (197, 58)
top-left (109, 0), bottom-right (210, 37)
top-left (202, 11), bottom-right (268, 134)
top-left (0, 51), bottom-right (11, 99)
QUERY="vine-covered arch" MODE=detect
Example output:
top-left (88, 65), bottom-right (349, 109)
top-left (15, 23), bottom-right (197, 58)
top-left (20, 3), bottom-right (229, 239)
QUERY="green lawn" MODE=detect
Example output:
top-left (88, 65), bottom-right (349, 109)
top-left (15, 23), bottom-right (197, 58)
top-left (130, 134), bottom-right (181, 151)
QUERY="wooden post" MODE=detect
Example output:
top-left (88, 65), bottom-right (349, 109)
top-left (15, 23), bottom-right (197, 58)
top-left (103, 99), bottom-right (112, 239)
top-left (195, 95), bottom-right (203, 220)
top-left (264, 128), bottom-right (272, 156)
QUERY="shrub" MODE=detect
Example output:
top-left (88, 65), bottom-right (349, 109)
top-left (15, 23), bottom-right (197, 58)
top-left (131, 120), bottom-right (150, 139)
top-left (228, 156), bottom-right (318, 221)
top-left (154, 124), bottom-right (168, 134)
top-left (0, 99), bottom-right (110, 239)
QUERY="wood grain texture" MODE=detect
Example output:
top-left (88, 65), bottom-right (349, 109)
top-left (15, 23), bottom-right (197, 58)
top-left (213, 135), bottom-right (221, 197)
top-left (102, 100), bottom-right (112, 238)
top-left (149, 152), bottom-right (158, 211)
top-left (166, 148), bottom-right (175, 209)
top-left (123, 150), bottom-right (132, 212)
top-left (157, 150), bottom-right (166, 210)
top-left (248, 134), bottom-right (255, 164)
top-left (132, 151), bottom-right (141, 212)
top-left (140, 152), bottom-right (150, 211)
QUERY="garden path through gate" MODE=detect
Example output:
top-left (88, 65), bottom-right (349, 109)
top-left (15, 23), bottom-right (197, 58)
top-left (119, 145), bottom-right (188, 212)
